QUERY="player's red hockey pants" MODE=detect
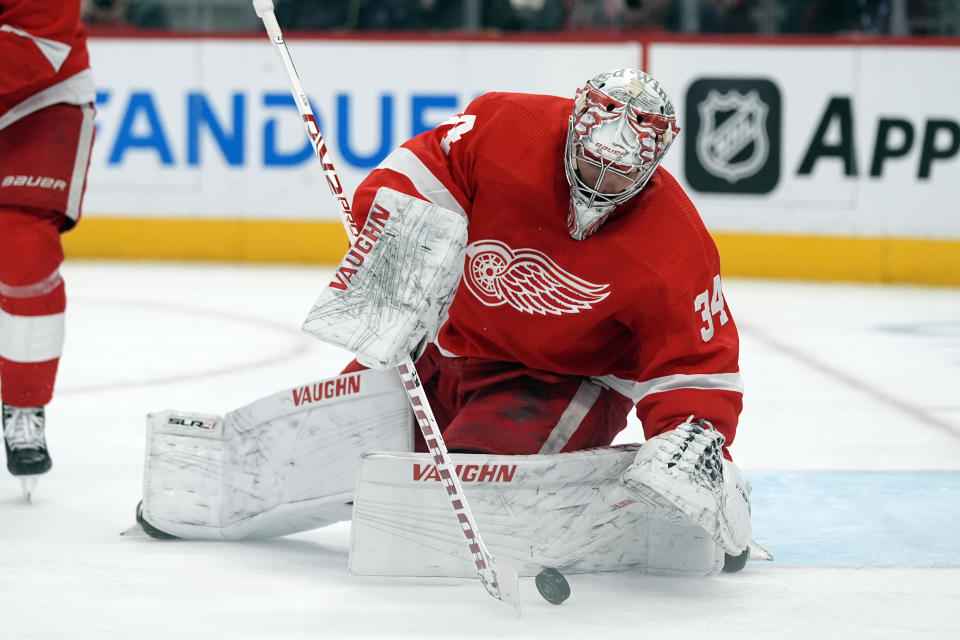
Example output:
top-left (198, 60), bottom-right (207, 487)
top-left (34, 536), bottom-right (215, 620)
top-left (344, 344), bottom-right (635, 454)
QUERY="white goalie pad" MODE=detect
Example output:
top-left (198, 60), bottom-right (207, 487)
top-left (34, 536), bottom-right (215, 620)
top-left (302, 187), bottom-right (468, 369)
top-left (349, 446), bottom-right (724, 578)
top-left (141, 369), bottom-right (413, 540)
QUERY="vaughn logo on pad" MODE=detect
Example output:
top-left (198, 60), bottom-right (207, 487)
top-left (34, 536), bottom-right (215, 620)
top-left (328, 204), bottom-right (390, 290)
top-left (685, 78), bottom-right (781, 194)
top-left (413, 463), bottom-right (517, 483)
top-left (291, 373), bottom-right (362, 406)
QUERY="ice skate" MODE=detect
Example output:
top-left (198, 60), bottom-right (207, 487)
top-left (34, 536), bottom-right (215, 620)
top-left (3, 404), bottom-right (52, 502)
top-left (131, 501), bottom-right (180, 540)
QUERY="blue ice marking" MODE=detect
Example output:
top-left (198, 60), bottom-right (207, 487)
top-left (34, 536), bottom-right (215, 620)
top-left (746, 472), bottom-right (960, 566)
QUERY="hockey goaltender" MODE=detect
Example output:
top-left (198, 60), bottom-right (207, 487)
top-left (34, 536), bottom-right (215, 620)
top-left (132, 68), bottom-right (763, 580)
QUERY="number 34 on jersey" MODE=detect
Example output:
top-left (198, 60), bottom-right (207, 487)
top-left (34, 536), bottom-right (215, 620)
top-left (694, 274), bottom-right (728, 342)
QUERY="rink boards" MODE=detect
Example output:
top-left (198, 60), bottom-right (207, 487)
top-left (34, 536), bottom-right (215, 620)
top-left (65, 35), bottom-right (960, 285)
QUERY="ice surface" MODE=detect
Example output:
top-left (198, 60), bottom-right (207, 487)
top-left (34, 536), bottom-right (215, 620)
top-left (1, 262), bottom-right (958, 639)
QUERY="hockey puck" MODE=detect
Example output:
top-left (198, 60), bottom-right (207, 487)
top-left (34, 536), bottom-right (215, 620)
top-left (535, 568), bottom-right (570, 605)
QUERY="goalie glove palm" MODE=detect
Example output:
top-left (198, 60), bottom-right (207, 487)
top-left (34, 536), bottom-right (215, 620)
top-left (620, 417), bottom-right (752, 555)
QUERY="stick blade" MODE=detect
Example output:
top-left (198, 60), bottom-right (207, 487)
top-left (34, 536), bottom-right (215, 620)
top-left (481, 558), bottom-right (522, 616)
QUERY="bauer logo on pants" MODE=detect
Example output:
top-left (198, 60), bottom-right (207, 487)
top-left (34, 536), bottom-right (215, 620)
top-left (1, 175), bottom-right (68, 190)
top-left (684, 78), bottom-right (781, 194)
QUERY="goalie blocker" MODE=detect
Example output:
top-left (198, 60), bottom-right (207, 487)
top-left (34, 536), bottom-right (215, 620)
top-left (302, 186), bottom-right (468, 370)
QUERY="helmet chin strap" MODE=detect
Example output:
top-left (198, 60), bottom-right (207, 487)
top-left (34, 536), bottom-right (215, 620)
top-left (566, 157), bottom-right (632, 240)
top-left (567, 197), bottom-right (616, 241)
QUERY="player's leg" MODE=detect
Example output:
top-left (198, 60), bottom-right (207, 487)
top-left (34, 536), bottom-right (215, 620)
top-left (346, 347), bottom-right (628, 455)
top-left (0, 103), bottom-right (95, 487)
top-left (350, 446), bottom-right (725, 578)
top-left (138, 368), bottom-right (414, 539)
top-left (380, 354), bottom-right (747, 574)
top-left (0, 206), bottom-right (66, 477)
top-left (426, 350), bottom-right (753, 564)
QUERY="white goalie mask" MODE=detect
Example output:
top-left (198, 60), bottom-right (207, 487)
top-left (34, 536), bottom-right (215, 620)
top-left (564, 68), bottom-right (680, 240)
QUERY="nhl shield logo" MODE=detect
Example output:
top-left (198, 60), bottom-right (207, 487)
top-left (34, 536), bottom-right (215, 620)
top-left (685, 78), bottom-right (781, 194)
top-left (697, 89), bottom-right (769, 183)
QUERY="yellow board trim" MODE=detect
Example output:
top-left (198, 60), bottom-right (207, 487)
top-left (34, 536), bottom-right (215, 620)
top-left (713, 233), bottom-right (960, 286)
top-left (63, 217), bottom-right (349, 264)
top-left (62, 218), bottom-right (960, 286)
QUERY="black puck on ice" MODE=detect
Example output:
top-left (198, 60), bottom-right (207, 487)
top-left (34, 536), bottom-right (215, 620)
top-left (535, 568), bottom-right (570, 605)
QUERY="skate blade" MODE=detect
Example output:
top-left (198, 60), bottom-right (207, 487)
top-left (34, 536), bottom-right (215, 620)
top-left (19, 476), bottom-right (39, 503)
top-left (120, 523), bottom-right (149, 537)
top-left (748, 539), bottom-right (774, 562)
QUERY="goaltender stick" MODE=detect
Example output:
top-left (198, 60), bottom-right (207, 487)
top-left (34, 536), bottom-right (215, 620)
top-left (135, 68), bottom-right (755, 577)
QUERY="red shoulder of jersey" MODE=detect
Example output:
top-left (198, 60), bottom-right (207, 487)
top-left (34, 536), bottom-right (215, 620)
top-left (0, 0), bottom-right (91, 120)
top-left (352, 92), bottom-right (572, 229)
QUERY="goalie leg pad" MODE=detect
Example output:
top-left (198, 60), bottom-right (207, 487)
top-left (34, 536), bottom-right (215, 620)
top-left (142, 368), bottom-right (413, 540)
top-left (349, 446), bottom-right (724, 578)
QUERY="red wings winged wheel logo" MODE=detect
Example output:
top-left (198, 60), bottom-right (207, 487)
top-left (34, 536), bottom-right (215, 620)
top-left (463, 240), bottom-right (610, 315)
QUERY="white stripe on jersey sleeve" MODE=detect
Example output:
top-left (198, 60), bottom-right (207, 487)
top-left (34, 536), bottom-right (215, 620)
top-left (593, 371), bottom-right (744, 403)
top-left (376, 147), bottom-right (467, 217)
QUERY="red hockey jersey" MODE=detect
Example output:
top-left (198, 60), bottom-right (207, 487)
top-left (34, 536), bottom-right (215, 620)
top-left (0, 0), bottom-right (95, 130)
top-left (352, 92), bottom-right (743, 448)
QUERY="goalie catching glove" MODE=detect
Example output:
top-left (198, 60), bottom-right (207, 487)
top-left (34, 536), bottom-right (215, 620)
top-left (302, 187), bottom-right (468, 369)
top-left (620, 416), bottom-right (752, 556)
